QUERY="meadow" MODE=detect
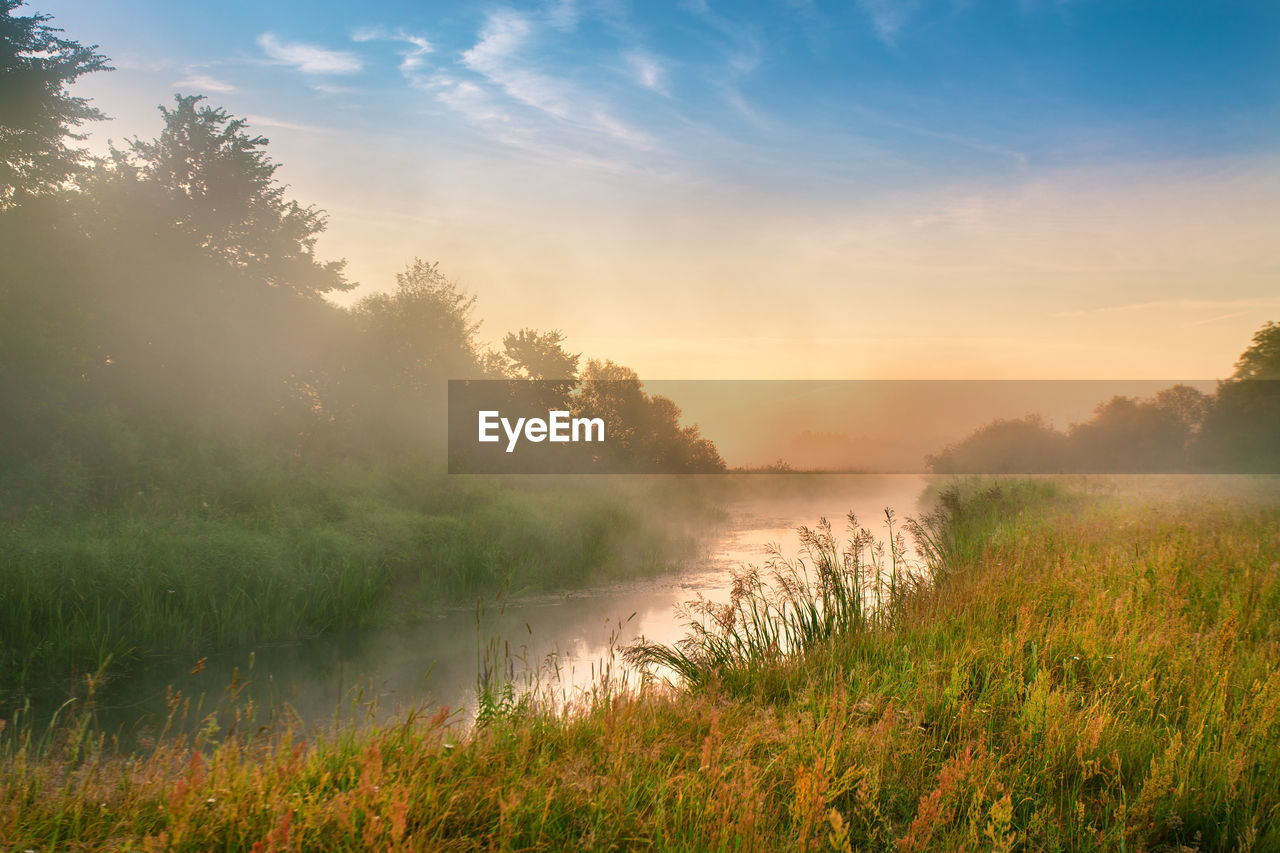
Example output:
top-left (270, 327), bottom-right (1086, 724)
top-left (3, 476), bottom-right (1277, 850)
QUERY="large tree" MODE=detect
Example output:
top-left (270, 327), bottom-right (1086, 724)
top-left (105, 94), bottom-right (351, 297)
top-left (0, 0), bottom-right (109, 206)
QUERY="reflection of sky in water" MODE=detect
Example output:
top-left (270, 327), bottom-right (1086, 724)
top-left (47, 475), bottom-right (930, 742)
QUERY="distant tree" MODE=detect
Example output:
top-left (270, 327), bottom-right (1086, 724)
top-left (1198, 320), bottom-right (1280, 472)
top-left (1231, 321), bottom-right (1280, 380)
top-left (499, 328), bottom-right (580, 411)
top-left (0, 0), bottom-right (110, 206)
top-left (926, 414), bottom-right (1069, 474)
top-left (102, 95), bottom-right (350, 296)
top-left (1068, 395), bottom-right (1191, 472)
top-left (574, 359), bottom-right (645, 459)
top-left (573, 359), bottom-right (724, 472)
top-left (502, 329), bottom-right (579, 380)
top-left (354, 259), bottom-right (482, 392)
top-left (1151, 384), bottom-right (1211, 436)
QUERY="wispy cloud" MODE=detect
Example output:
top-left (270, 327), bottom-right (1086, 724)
top-left (427, 74), bottom-right (513, 125)
top-left (172, 73), bottom-right (236, 94)
top-left (351, 26), bottom-right (433, 80)
top-left (856, 0), bottom-right (922, 44)
top-left (243, 113), bottom-right (333, 134)
top-left (111, 53), bottom-right (176, 73)
top-left (257, 32), bottom-right (362, 74)
top-left (677, 1), bottom-right (764, 118)
top-left (1056, 297), bottom-right (1280, 318)
top-left (547, 0), bottom-right (580, 30)
top-left (1180, 311), bottom-right (1250, 329)
top-left (457, 9), bottom-right (653, 148)
top-left (625, 50), bottom-right (668, 95)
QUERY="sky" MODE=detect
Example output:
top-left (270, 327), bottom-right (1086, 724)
top-left (37, 0), bottom-right (1280, 379)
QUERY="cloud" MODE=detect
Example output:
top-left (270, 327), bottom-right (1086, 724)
top-left (428, 73), bottom-right (513, 125)
top-left (243, 114), bottom-right (333, 134)
top-left (1056, 297), bottom-right (1280, 318)
top-left (456, 10), bottom-right (653, 148)
top-left (856, 0), bottom-right (922, 44)
top-left (111, 53), bottom-right (176, 73)
top-left (257, 32), bottom-right (362, 74)
top-left (625, 50), bottom-right (668, 94)
top-left (172, 74), bottom-right (236, 94)
top-left (462, 10), bottom-right (532, 77)
top-left (351, 26), bottom-right (433, 79)
top-left (548, 0), bottom-right (580, 30)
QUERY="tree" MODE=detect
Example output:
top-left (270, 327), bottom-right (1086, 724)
top-left (572, 359), bottom-right (725, 472)
top-left (1197, 320), bottom-right (1280, 472)
top-left (107, 95), bottom-right (350, 296)
top-left (502, 328), bottom-right (579, 380)
top-left (1152, 384), bottom-right (1211, 436)
top-left (1231, 321), bottom-right (1280, 380)
top-left (926, 414), bottom-right (1069, 474)
top-left (0, 0), bottom-right (110, 206)
top-left (354, 259), bottom-right (482, 391)
top-left (1068, 395), bottom-right (1191, 472)
top-left (499, 328), bottom-right (580, 411)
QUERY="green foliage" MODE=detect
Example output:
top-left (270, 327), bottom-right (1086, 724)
top-left (5, 480), bottom-right (1279, 851)
top-left (926, 365), bottom-right (1279, 474)
top-left (573, 359), bottom-right (725, 472)
top-left (926, 414), bottom-right (1069, 474)
top-left (627, 510), bottom-right (913, 693)
top-left (101, 94), bottom-right (350, 297)
top-left (353, 258), bottom-right (482, 389)
top-left (0, 0), bottom-right (110, 205)
top-left (0, 453), bottom-right (687, 687)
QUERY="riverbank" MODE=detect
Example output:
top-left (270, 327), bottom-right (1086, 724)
top-left (3, 477), bottom-right (1279, 850)
top-left (0, 465), bottom-right (717, 697)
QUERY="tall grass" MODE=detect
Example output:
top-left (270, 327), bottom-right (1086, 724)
top-left (625, 509), bottom-right (914, 692)
top-left (3, 477), bottom-right (1279, 850)
top-left (626, 480), bottom-right (1064, 694)
top-left (0, 464), bottom-right (705, 691)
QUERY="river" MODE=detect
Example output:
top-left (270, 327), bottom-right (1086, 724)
top-left (55, 474), bottom-right (932, 743)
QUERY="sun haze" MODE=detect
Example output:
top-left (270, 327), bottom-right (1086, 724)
top-left (41, 0), bottom-right (1280, 378)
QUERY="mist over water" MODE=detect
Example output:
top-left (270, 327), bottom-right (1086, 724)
top-left (60, 475), bottom-right (929, 740)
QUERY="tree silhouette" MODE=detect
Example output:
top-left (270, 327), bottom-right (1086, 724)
top-left (502, 329), bottom-right (579, 381)
top-left (354, 258), bottom-right (482, 393)
top-left (1199, 320), bottom-right (1280, 472)
top-left (1231, 321), bottom-right (1280, 380)
top-left (572, 359), bottom-right (725, 472)
top-left (106, 95), bottom-right (350, 296)
top-left (0, 0), bottom-right (110, 206)
top-left (1068, 395), bottom-right (1192, 472)
top-left (926, 414), bottom-right (1069, 474)
top-left (500, 328), bottom-right (580, 411)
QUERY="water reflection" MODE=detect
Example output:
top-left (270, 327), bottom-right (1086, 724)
top-left (36, 474), bottom-right (931, 742)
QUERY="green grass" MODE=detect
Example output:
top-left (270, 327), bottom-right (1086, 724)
top-left (3, 477), bottom-right (1279, 850)
top-left (0, 461), bottom-right (707, 690)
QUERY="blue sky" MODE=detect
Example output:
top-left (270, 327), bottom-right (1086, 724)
top-left (36, 0), bottom-right (1280, 378)
top-left (51, 0), bottom-right (1279, 179)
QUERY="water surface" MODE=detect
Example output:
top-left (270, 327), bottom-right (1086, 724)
top-left (61, 474), bottom-right (931, 741)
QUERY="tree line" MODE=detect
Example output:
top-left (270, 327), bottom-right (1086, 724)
top-left (928, 328), bottom-right (1280, 474)
top-left (0, 1), bottom-right (723, 516)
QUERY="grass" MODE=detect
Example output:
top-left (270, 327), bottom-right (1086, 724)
top-left (0, 459), bottom-right (709, 692)
top-left (3, 476), bottom-right (1279, 850)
